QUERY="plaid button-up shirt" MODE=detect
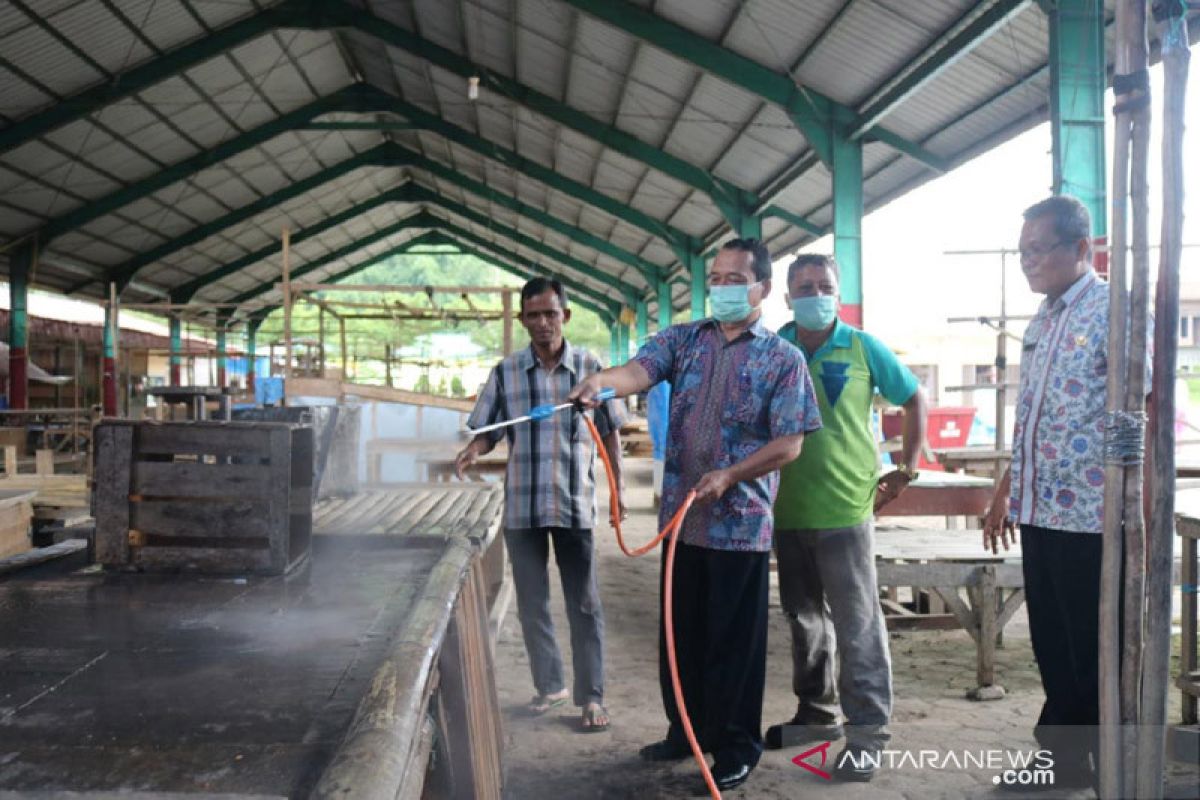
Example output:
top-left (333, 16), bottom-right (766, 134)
top-left (467, 341), bottom-right (626, 531)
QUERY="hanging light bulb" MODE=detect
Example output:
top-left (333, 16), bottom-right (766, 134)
top-left (468, 75), bottom-right (480, 101)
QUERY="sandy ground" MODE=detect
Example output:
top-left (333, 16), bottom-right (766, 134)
top-left (491, 459), bottom-right (1198, 800)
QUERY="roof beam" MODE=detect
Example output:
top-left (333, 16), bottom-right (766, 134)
top-left (0, 3), bottom-right (294, 155)
top-left (295, 3), bottom-right (824, 234)
top-left (557, 0), bottom-right (946, 171)
top-left (93, 143), bottom-right (404, 293)
top-left (347, 84), bottom-right (699, 257)
top-left (90, 138), bottom-right (656, 297)
top-left (186, 182), bottom-right (641, 305)
top-left (35, 81), bottom-right (696, 274)
top-left (235, 217), bottom-right (621, 321)
top-left (41, 86), bottom-right (363, 241)
top-left (847, 0), bottom-right (1032, 140)
top-left (172, 191), bottom-right (432, 302)
top-left (388, 140), bottom-right (666, 282)
top-left (226, 212), bottom-right (442, 306)
top-left (15, 0), bottom-right (817, 260)
top-left (403, 183), bottom-right (639, 302)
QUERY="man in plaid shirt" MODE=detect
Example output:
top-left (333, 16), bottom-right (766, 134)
top-left (456, 277), bottom-right (626, 732)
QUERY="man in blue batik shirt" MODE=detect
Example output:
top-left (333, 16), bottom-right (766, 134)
top-left (571, 238), bottom-right (822, 793)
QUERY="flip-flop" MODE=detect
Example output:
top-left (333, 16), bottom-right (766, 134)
top-left (528, 691), bottom-right (569, 715)
top-left (580, 703), bottom-right (610, 733)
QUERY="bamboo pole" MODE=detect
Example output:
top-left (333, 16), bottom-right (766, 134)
top-left (1098, 4), bottom-right (1138, 795)
top-left (1121, 17), bottom-right (1152, 789)
top-left (1137, 6), bottom-right (1190, 797)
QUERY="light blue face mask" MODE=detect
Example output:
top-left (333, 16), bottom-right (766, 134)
top-left (791, 295), bottom-right (839, 331)
top-left (709, 282), bottom-right (760, 323)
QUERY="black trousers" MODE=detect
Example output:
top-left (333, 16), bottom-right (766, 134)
top-left (1020, 524), bottom-right (1102, 766)
top-left (657, 541), bottom-right (770, 770)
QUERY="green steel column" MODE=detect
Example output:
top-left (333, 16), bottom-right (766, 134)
top-left (832, 119), bottom-right (864, 327)
top-left (635, 298), bottom-right (649, 350)
top-left (688, 251), bottom-right (707, 320)
top-left (7, 243), bottom-right (31, 409)
top-left (713, 190), bottom-right (763, 240)
top-left (169, 316), bottom-right (182, 386)
top-left (216, 324), bottom-right (227, 388)
top-left (246, 322), bottom-right (258, 396)
top-left (609, 325), bottom-right (620, 367)
top-left (656, 279), bottom-right (673, 331)
top-left (102, 299), bottom-right (117, 416)
top-left (1046, 0), bottom-right (1107, 242)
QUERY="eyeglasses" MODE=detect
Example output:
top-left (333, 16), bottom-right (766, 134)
top-left (1018, 240), bottom-right (1071, 261)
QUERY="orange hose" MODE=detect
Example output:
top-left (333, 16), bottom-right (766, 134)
top-left (583, 414), bottom-right (718, 799)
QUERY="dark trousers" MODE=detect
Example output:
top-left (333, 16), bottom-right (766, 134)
top-left (505, 527), bottom-right (605, 706)
top-left (658, 541), bottom-right (770, 770)
top-left (1020, 525), bottom-right (1102, 767)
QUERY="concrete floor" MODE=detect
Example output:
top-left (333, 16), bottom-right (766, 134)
top-left (492, 458), bottom-right (1199, 800)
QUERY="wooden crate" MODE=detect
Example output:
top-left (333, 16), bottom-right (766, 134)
top-left (93, 421), bottom-right (314, 575)
top-left (0, 489), bottom-right (35, 559)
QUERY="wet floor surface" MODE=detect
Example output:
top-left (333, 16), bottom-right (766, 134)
top-left (0, 536), bottom-right (441, 797)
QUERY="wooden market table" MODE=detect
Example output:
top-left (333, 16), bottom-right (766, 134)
top-left (1176, 497), bottom-right (1200, 728)
top-left (0, 483), bottom-right (507, 800)
top-left (874, 526), bottom-right (1024, 699)
top-left (876, 469), bottom-right (994, 520)
top-left (935, 447), bottom-right (1011, 478)
top-left (146, 386), bottom-right (233, 421)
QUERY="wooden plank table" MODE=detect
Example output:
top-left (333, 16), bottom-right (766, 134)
top-left (874, 526), bottom-right (1024, 700)
top-left (876, 470), bottom-right (994, 519)
top-left (146, 386), bottom-right (233, 421)
top-left (419, 452), bottom-right (508, 483)
top-left (0, 484), bottom-right (508, 799)
top-left (315, 483), bottom-right (510, 640)
top-left (935, 447), bottom-right (1010, 478)
top-left (1176, 491), bottom-right (1200, 728)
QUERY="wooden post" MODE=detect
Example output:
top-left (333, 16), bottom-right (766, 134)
top-left (282, 227), bottom-right (292, 388)
top-left (318, 306), bottom-right (326, 378)
top-left (339, 317), bottom-right (348, 378)
top-left (1137, 6), bottom-right (1190, 797)
top-left (35, 449), bottom-right (54, 476)
top-left (3, 446), bottom-right (17, 476)
top-left (1100, 3), bottom-right (1148, 795)
top-left (502, 290), bottom-right (514, 356)
top-left (385, 344), bottom-right (393, 388)
top-left (1120, 6), bottom-right (1153, 792)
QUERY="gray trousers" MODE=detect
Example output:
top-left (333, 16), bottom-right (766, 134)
top-left (774, 521), bottom-right (892, 746)
top-left (504, 527), bottom-right (605, 706)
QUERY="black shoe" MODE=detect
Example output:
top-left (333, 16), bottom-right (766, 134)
top-left (764, 718), bottom-right (844, 750)
top-left (639, 738), bottom-right (691, 762)
top-left (711, 761), bottom-right (752, 791)
top-left (834, 744), bottom-right (879, 782)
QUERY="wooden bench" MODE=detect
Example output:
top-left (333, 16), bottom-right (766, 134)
top-left (874, 527), bottom-right (1024, 700)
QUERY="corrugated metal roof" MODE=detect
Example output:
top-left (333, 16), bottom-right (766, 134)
top-left (0, 0), bottom-right (1196, 327)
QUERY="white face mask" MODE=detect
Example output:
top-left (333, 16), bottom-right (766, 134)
top-left (710, 282), bottom-right (760, 322)
top-left (791, 295), bottom-right (838, 330)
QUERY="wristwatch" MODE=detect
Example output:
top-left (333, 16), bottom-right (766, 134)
top-left (896, 464), bottom-right (920, 481)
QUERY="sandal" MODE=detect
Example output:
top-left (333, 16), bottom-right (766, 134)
top-left (528, 689), bottom-right (569, 715)
top-left (580, 701), bottom-right (610, 733)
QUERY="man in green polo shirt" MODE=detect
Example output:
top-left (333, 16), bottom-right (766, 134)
top-left (766, 254), bottom-right (928, 782)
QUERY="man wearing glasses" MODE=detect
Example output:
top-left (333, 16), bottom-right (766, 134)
top-left (570, 238), bottom-right (821, 792)
top-left (983, 195), bottom-right (1147, 790)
